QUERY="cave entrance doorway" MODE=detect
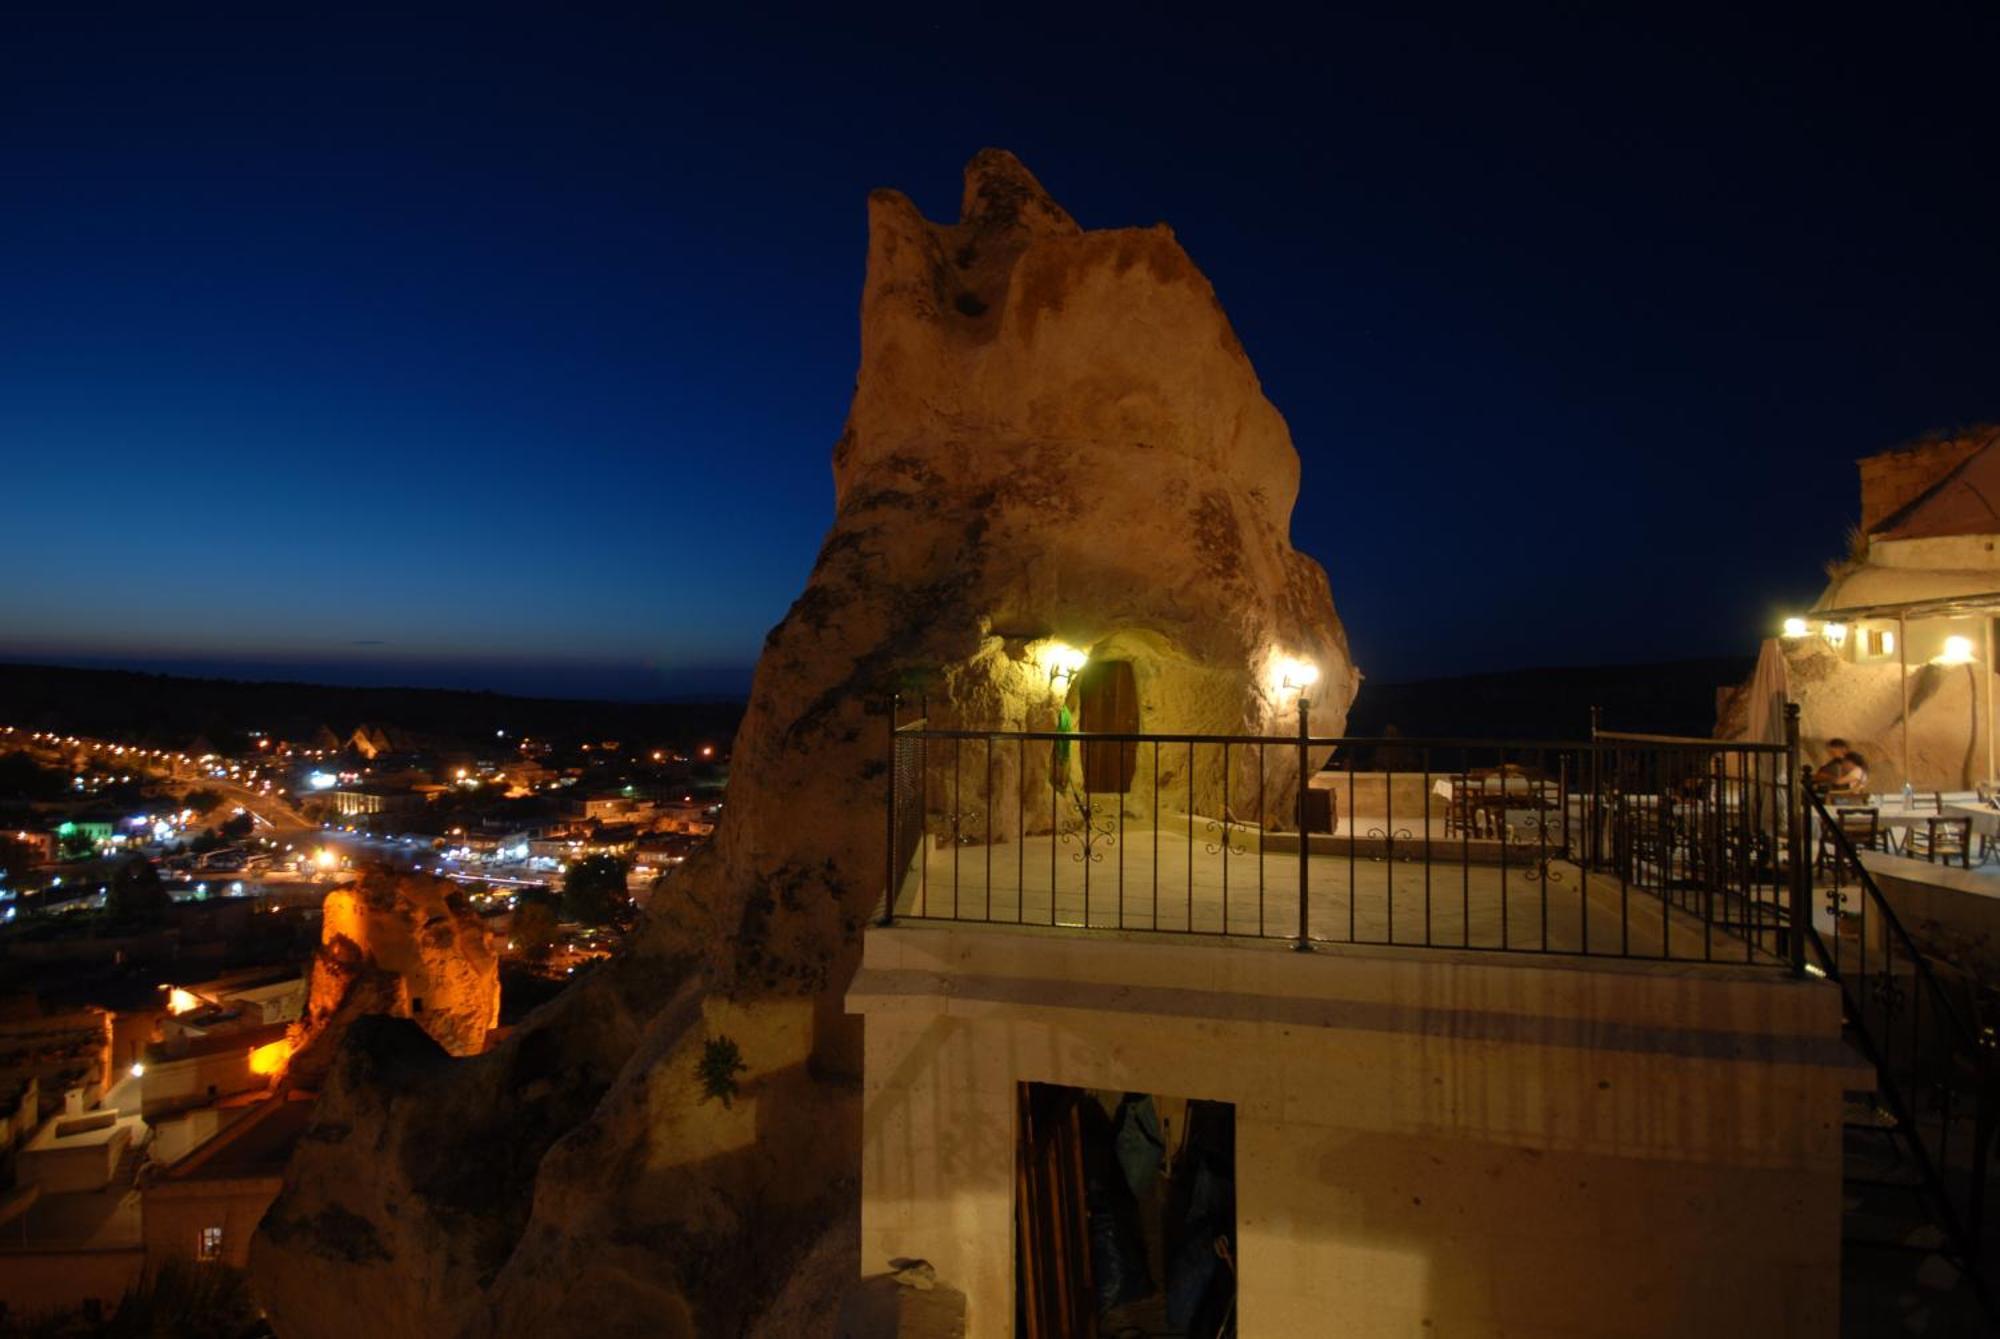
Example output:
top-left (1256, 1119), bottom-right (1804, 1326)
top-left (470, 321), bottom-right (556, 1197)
top-left (1078, 659), bottom-right (1138, 794)
top-left (1015, 1081), bottom-right (1237, 1338)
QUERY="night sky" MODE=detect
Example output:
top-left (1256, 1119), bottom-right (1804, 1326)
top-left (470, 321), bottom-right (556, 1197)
top-left (4, 6), bottom-right (1997, 699)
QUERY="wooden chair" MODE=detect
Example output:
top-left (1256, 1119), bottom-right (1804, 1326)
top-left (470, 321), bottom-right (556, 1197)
top-left (1908, 815), bottom-right (1973, 868)
top-left (1818, 807), bottom-right (1880, 875)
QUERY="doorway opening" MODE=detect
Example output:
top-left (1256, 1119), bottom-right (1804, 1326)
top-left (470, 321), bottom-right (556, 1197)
top-left (1015, 1081), bottom-right (1237, 1338)
top-left (1077, 659), bottom-right (1139, 794)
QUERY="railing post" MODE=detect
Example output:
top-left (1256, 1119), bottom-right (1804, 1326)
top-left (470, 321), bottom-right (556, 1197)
top-left (880, 693), bottom-right (899, 927)
top-left (1784, 701), bottom-right (1806, 973)
top-left (1295, 695), bottom-right (1312, 952)
top-left (1587, 706), bottom-right (1602, 871)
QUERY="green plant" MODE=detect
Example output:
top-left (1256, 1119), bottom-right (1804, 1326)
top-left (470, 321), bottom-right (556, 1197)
top-left (697, 1035), bottom-right (747, 1108)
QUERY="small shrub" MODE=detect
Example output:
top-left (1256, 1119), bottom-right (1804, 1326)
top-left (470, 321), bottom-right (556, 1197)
top-left (697, 1035), bottom-right (748, 1108)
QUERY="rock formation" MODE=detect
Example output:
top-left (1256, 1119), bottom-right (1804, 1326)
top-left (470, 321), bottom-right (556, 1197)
top-left (250, 151), bottom-right (1353, 1338)
top-left (284, 873), bottom-right (500, 1089)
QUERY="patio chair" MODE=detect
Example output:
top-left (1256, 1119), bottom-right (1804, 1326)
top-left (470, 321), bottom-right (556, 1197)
top-left (1444, 779), bottom-right (1496, 839)
top-left (1906, 814), bottom-right (1973, 868)
top-left (1817, 807), bottom-right (1880, 876)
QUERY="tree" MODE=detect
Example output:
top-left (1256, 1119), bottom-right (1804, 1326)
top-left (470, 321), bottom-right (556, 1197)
top-left (182, 787), bottom-right (224, 816)
top-left (58, 826), bottom-right (96, 860)
top-left (511, 896), bottom-right (560, 963)
top-left (107, 856), bottom-right (171, 924)
top-left (217, 811), bottom-right (254, 841)
top-left (562, 854), bottom-right (631, 927)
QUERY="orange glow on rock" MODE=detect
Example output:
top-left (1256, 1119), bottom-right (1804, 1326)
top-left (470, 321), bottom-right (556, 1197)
top-left (248, 1037), bottom-right (293, 1077)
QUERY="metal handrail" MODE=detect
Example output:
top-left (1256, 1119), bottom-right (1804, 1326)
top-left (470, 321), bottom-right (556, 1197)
top-left (1806, 787), bottom-right (1996, 1305)
top-left (902, 724), bottom-right (1791, 754)
top-left (879, 712), bottom-right (1801, 966)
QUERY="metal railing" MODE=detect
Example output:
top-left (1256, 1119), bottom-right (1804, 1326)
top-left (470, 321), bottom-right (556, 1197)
top-left (879, 699), bottom-right (1804, 966)
top-left (1808, 789), bottom-right (1998, 1307)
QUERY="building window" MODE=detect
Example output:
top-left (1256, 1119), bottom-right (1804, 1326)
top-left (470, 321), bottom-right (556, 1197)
top-left (198, 1226), bottom-right (223, 1260)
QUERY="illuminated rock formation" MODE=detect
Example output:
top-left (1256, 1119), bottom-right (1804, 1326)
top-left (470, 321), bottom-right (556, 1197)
top-left (283, 874), bottom-right (499, 1089)
top-left (251, 151), bottom-right (1352, 1338)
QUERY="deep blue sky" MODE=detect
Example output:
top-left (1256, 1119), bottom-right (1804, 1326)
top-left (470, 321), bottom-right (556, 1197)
top-left (3, 5), bottom-right (1997, 699)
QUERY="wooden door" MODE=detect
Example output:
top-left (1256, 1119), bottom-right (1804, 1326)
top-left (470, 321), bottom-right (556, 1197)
top-left (1079, 660), bottom-right (1138, 794)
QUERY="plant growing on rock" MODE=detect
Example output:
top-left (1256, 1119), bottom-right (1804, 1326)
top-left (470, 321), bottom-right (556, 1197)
top-left (697, 1035), bottom-right (747, 1108)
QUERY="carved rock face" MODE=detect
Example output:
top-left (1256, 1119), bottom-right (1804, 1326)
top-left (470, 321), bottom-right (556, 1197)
top-left (251, 151), bottom-right (1354, 1338)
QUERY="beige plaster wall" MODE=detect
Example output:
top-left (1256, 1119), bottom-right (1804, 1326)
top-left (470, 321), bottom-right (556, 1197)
top-left (848, 926), bottom-right (1849, 1338)
top-left (144, 1177), bottom-right (282, 1270)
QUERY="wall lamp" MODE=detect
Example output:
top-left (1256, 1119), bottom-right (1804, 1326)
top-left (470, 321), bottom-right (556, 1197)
top-left (1275, 656), bottom-right (1320, 698)
top-left (1822, 622), bottom-right (1848, 649)
top-left (1037, 642), bottom-right (1088, 696)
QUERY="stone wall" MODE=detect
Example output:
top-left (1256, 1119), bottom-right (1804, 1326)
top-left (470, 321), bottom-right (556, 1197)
top-left (1860, 436), bottom-right (1987, 534)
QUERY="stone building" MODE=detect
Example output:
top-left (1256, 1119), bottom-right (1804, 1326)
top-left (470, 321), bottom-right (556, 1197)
top-left (1752, 427), bottom-right (2000, 790)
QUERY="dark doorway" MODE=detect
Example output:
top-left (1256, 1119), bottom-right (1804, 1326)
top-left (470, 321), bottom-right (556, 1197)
top-left (1016, 1081), bottom-right (1237, 1338)
top-left (1078, 660), bottom-right (1139, 794)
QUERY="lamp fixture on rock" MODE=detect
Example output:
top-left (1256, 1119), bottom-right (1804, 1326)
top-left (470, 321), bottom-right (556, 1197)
top-left (1275, 656), bottom-right (1320, 699)
top-left (1036, 642), bottom-right (1089, 696)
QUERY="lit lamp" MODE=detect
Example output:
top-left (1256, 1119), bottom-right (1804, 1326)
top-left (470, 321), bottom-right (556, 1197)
top-left (1822, 622), bottom-right (1848, 649)
top-left (1781, 617), bottom-right (1809, 639)
top-left (1276, 656), bottom-right (1320, 698)
top-left (1037, 642), bottom-right (1089, 696)
top-left (1935, 635), bottom-right (1977, 666)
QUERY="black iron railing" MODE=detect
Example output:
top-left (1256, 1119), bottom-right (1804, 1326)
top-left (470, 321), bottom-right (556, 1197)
top-left (879, 701), bottom-right (1804, 967)
top-left (1808, 789), bottom-right (1998, 1308)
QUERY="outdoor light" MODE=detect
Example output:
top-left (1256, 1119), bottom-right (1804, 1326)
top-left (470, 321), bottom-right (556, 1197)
top-left (129, 1062), bottom-right (144, 1079)
top-left (1036, 641), bottom-right (1089, 694)
top-left (1822, 622), bottom-right (1848, 649)
top-left (1274, 656), bottom-right (1320, 697)
top-left (1782, 617), bottom-right (1809, 639)
top-left (1935, 635), bottom-right (1977, 666)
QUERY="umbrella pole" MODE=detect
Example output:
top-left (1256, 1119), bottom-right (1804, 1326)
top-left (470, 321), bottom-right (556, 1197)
top-left (1899, 612), bottom-right (1912, 787)
top-left (1986, 618), bottom-right (1995, 788)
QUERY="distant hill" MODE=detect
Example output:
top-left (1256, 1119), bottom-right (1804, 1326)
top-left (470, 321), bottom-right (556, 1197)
top-left (1345, 656), bottom-right (1752, 743)
top-left (0, 661), bottom-right (745, 752)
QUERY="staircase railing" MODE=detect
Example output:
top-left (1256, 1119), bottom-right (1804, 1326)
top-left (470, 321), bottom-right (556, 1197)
top-left (1806, 787), bottom-right (1998, 1306)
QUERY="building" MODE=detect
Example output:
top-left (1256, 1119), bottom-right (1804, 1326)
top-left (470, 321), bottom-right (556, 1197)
top-left (327, 785), bottom-right (423, 817)
top-left (848, 692), bottom-right (1855, 1335)
top-left (1757, 427), bottom-right (2000, 789)
top-left (143, 1094), bottom-right (313, 1272)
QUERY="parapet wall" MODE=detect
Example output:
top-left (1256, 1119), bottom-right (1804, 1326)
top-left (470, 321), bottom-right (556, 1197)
top-left (849, 925), bottom-right (1851, 1338)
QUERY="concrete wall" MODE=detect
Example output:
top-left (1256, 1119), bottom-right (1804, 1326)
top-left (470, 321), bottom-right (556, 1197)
top-left (19, 1123), bottom-right (130, 1194)
top-left (849, 925), bottom-right (1850, 1338)
top-left (1860, 438), bottom-right (1985, 533)
top-left (144, 1176), bottom-right (282, 1270)
top-left (140, 1048), bottom-right (257, 1118)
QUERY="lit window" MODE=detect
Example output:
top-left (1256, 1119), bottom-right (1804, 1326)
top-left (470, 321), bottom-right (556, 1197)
top-left (198, 1225), bottom-right (223, 1260)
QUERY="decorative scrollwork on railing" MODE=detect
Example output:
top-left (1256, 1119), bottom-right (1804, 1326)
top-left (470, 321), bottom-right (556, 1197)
top-left (1203, 817), bottom-right (1247, 857)
top-left (930, 807), bottom-right (985, 846)
top-left (1365, 826), bottom-right (1415, 863)
top-left (1504, 813), bottom-right (1570, 885)
top-left (1060, 793), bottom-right (1117, 864)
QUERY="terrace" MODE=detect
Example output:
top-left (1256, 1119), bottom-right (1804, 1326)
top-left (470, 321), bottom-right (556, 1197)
top-left (874, 706), bottom-right (2000, 1313)
top-left (882, 714), bottom-right (1801, 967)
